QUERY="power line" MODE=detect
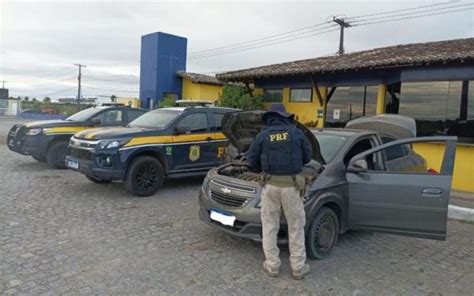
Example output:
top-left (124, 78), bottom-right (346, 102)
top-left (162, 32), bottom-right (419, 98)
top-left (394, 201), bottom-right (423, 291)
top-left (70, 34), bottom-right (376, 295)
top-left (346, 0), bottom-right (458, 20)
top-left (185, 1), bottom-right (472, 60)
top-left (353, 6), bottom-right (474, 26)
top-left (22, 76), bottom-right (77, 90)
top-left (188, 21), bottom-right (333, 57)
top-left (351, 2), bottom-right (474, 24)
top-left (188, 27), bottom-right (339, 60)
top-left (34, 87), bottom-right (77, 98)
top-left (82, 85), bottom-right (139, 93)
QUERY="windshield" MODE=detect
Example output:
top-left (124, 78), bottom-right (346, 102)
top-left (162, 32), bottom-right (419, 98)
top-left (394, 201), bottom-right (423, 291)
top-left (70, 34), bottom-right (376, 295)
top-left (314, 133), bottom-right (348, 163)
top-left (67, 108), bottom-right (104, 121)
top-left (129, 110), bottom-right (181, 128)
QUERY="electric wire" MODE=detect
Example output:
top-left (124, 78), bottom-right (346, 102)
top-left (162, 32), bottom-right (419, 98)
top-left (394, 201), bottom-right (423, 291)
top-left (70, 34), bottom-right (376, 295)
top-left (189, 27), bottom-right (339, 60)
top-left (351, 2), bottom-right (474, 24)
top-left (187, 2), bottom-right (472, 60)
top-left (345, 0), bottom-right (458, 20)
top-left (82, 85), bottom-right (139, 93)
top-left (34, 87), bottom-right (77, 97)
top-left (353, 6), bottom-right (474, 26)
top-left (188, 21), bottom-right (333, 56)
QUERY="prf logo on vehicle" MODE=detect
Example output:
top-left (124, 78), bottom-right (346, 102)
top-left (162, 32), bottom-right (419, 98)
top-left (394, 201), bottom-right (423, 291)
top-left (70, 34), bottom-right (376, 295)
top-left (65, 106), bottom-right (237, 196)
top-left (189, 145), bottom-right (200, 162)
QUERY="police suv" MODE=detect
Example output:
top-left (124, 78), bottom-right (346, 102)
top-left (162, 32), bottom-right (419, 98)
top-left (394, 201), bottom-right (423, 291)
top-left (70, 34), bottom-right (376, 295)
top-left (66, 106), bottom-right (236, 196)
top-left (7, 106), bottom-right (147, 169)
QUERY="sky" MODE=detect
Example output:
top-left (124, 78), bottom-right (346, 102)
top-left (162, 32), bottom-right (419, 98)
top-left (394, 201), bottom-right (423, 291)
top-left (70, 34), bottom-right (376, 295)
top-left (0, 0), bottom-right (473, 100)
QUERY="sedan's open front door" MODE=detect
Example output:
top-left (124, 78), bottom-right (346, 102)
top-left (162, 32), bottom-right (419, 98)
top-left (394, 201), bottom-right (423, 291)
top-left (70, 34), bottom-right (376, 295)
top-left (346, 136), bottom-right (457, 241)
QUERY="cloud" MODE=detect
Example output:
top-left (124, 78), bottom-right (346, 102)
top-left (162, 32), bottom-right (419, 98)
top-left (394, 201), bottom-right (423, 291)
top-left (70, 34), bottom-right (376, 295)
top-left (1, 0), bottom-right (472, 98)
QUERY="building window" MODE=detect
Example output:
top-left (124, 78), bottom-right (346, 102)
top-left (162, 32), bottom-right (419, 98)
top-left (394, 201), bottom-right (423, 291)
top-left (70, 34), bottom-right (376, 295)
top-left (263, 89), bottom-right (283, 102)
top-left (289, 88), bottom-right (312, 102)
top-left (398, 81), bottom-right (463, 138)
top-left (468, 81), bottom-right (474, 120)
top-left (325, 86), bottom-right (378, 127)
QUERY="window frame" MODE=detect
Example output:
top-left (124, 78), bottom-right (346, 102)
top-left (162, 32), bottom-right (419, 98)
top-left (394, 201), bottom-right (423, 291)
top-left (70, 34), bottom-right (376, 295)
top-left (263, 88), bottom-right (284, 103)
top-left (211, 112), bottom-right (227, 132)
top-left (90, 108), bottom-right (124, 126)
top-left (289, 87), bottom-right (313, 103)
top-left (175, 112), bottom-right (210, 134)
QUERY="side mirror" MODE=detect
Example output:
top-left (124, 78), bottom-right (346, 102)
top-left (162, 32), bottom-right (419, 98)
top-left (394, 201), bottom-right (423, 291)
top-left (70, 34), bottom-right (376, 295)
top-left (90, 117), bottom-right (101, 125)
top-left (348, 159), bottom-right (368, 173)
top-left (175, 125), bottom-right (191, 135)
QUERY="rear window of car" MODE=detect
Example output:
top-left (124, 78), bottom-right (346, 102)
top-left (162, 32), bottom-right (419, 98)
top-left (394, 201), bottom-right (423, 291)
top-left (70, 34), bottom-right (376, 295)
top-left (314, 133), bottom-right (348, 163)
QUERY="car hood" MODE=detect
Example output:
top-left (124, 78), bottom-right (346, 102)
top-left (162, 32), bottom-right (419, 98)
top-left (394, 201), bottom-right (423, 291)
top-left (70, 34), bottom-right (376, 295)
top-left (24, 119), bottom-right (85, 128)
top-left (345, 114), bottom-right (417, 139)
top-left (221, 110), bottom-right (324, 164)
top-left (74, 127), bottom-right (149, 140)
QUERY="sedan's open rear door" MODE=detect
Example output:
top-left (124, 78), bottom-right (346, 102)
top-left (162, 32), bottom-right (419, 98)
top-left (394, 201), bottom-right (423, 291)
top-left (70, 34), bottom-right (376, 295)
top-left (346, 136), bottom-right (457, 241)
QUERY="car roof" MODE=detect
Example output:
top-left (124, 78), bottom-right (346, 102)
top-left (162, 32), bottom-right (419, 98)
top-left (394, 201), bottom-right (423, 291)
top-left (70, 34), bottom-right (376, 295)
top-left (159, 106), bottom-right (238, 112)
top-left (310, 127), bottom-right (376, 138)
top-left (93, 106), bottom-right (146, 111)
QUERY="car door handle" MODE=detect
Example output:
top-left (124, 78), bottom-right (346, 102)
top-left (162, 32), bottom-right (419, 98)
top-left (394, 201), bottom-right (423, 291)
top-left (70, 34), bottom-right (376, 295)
top-left (421, 188), bottom-right (443, 196)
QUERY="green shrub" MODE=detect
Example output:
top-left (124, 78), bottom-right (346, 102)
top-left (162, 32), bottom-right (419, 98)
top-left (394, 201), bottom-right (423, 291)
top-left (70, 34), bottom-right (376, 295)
top-left (218, 85), bottom-right (263, 110)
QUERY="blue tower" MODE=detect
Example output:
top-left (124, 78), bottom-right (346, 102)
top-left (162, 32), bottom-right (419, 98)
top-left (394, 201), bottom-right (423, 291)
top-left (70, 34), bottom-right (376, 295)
top-left (139, 32), bottom-right (187, 109)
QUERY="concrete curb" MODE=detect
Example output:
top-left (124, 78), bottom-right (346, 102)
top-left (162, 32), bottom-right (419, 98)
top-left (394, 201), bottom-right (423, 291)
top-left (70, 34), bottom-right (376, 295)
top-left (448, 205), bottom-right (474, 222)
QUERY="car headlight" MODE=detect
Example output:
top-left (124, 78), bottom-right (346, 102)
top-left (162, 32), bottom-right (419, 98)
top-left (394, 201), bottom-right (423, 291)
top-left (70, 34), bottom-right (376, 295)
top-left (26, 128), bottom-right (43, 136)
top-left (97, 138), bottom-right (130, 150)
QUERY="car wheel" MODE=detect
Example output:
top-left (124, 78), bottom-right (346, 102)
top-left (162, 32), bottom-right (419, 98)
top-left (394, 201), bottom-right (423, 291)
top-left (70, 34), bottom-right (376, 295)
top-left (46, 141), bottom-right (69, 169)
top-left (86, 175), bottom-right (112, 184)
top-left (124, 156), bottom-right (164, 196)
top-left (306, 207), bottom-right (339, 260)
top-left (32, 154), bottom-right (46, 162)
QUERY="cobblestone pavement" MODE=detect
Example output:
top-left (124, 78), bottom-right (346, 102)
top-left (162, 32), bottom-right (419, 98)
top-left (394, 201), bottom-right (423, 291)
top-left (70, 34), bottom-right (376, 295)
top-left (1, 120), bottom-right (473, 295)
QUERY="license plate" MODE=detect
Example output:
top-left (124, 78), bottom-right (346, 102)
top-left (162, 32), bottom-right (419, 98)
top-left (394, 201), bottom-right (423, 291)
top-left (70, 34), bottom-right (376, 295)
top-left (67, 159), bottom-right (79, 170)
top-left (210, 209), bottom-right (236, 227)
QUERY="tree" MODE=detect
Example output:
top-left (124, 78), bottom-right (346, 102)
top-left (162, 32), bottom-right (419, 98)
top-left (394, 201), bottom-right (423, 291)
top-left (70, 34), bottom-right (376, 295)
top-left (158, 97), bottom-right (176, 108)
top-left (111, 95), bottom-right (117, 102)
top-left (24, 96), bottom-right (29, 101)
top-left (218, 85), bottom-right (263, 110)
top-left (43, 97), bottom-right (51, 103)
top-left (32, 98), bottom-right (37, 102)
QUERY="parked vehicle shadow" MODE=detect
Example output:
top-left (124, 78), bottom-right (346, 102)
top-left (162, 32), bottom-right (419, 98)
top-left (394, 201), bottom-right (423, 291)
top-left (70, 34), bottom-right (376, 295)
top-left (164, 175), bottom-right (206, 188)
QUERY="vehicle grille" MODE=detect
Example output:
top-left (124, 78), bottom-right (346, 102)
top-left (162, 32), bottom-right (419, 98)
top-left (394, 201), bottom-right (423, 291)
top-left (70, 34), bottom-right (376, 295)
top-left (210, 189), bottom-right (251, 208)
top-left (69, 147), bottom-right (92, 160)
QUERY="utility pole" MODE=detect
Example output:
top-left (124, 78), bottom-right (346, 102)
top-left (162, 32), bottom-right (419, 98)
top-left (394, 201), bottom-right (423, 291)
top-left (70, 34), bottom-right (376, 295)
top-left (74, 63), bottom-right (86, 110)
top-left (1, 81), bottom-right (6, 89)
top-left (332, 17), bottom-right (351, 55)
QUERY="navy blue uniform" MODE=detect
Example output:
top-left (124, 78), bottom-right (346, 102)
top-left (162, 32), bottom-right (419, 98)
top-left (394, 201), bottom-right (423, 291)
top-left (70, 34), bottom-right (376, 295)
top-left (246, 117), bottom-right (312, 175)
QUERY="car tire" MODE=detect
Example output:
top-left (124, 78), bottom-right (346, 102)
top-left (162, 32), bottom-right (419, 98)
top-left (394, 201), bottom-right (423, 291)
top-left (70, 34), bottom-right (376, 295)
top-left (86, 175), bottom-right (112, 184)
top-left (46, 141), bottom-right (69, 169)
top-left (306, 207), bottom-right (339, 260)
top-left (32, 154), bottom-right (46, 162)
top-left (124, 156), bottom-right (164, 196)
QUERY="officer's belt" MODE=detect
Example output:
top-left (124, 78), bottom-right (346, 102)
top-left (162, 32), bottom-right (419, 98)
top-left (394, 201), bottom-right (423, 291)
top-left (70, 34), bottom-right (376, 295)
top-left (264, 175), bottom-right (296, 188)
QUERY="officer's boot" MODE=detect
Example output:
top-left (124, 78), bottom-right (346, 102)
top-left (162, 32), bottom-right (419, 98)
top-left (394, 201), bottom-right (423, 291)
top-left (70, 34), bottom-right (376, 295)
top-left (291, 264), bottom-right (310, 280)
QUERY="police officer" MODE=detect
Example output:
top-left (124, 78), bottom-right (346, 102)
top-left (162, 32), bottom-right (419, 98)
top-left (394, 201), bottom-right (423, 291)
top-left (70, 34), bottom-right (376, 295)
top-left (246, 104), bottom-right (313, 280)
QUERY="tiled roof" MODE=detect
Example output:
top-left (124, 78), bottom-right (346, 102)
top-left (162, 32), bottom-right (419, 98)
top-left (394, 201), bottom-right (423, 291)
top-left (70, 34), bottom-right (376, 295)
top-left (177, 71), bottom-right (223, 86)
top-left (217, 38), bottom-right (474, 81)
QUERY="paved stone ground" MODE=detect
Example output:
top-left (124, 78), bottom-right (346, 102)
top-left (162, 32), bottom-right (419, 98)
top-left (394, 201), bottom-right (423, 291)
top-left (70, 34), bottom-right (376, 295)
top-left (1, 119), bottom-right (473, 295)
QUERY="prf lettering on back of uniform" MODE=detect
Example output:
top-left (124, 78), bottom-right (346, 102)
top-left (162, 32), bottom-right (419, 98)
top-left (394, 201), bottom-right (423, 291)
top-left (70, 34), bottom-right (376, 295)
top-left (269, 132), bottom-right (289, 142)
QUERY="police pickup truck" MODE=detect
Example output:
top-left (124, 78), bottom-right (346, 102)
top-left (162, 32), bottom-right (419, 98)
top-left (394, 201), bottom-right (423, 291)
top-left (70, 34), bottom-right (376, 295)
top-left (65, 106), bottom-right (236, 196)
top-left (7, 106), bottom-right (147, 169)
